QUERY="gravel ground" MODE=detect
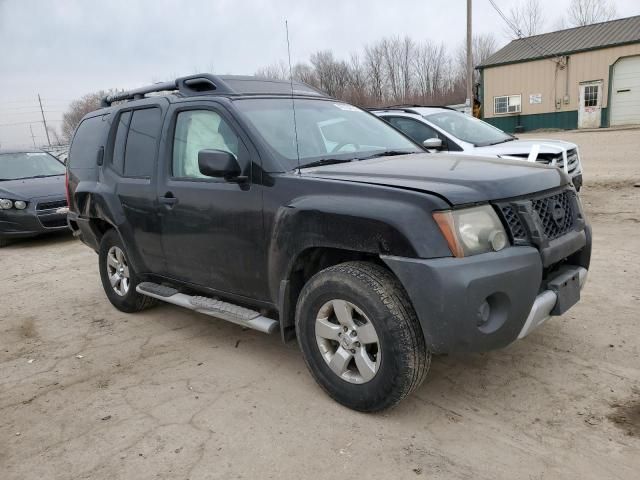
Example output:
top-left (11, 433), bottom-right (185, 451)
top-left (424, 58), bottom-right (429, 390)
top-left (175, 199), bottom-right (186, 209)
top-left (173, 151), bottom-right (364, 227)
top-left (1, 128), bottom-right (639, 480)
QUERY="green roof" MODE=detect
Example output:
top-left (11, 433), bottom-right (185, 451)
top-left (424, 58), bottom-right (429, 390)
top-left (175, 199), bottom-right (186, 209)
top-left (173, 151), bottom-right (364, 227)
top-left (479, 15), bottom-right (640, 69)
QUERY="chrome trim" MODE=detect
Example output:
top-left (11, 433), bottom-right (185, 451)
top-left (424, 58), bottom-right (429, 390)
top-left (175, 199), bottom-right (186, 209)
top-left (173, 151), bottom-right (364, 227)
top-left (517, 266), bottom-right (587, 339)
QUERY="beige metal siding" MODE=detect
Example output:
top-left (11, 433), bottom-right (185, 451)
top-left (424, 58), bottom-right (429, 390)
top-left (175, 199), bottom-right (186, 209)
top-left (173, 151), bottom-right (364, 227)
top-left (483, 43), bottom-right (640, 118)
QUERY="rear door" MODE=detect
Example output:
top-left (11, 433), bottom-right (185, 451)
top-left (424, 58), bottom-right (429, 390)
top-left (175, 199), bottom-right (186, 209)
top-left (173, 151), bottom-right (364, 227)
top-left (156, 101), bottom-right (266, 300)
top-left (104, 101), bottom-right (166, 273)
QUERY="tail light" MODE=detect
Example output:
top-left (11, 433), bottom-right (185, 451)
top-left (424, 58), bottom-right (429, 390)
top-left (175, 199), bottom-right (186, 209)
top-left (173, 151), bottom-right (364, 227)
top-left (65, 171), bottom-right (71, 207)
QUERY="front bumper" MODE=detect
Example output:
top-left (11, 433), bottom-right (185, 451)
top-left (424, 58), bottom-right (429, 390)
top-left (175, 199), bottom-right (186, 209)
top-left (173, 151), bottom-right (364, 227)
top-left (382, 230), bottom-right (591, 353)
top-left (0, 197), bottom-right (69, 239)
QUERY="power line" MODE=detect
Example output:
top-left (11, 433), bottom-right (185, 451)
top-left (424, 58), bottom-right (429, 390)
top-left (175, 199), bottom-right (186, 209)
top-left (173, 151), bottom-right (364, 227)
top-left (487, 0), bottom-right (562, 64)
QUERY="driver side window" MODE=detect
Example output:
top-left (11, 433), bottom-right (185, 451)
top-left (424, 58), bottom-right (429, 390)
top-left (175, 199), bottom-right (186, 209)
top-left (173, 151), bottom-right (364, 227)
top-left (172, 110), bottom-right (240, 179)
top-left (387, 117), bottom-right (441, 147)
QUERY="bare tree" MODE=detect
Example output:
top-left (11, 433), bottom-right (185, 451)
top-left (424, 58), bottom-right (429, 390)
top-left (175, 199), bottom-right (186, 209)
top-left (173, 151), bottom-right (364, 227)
top-left (456, 33), bottom-right (498, 89)
top-left (61, 91), bottom-right (110, 141)
top-left (506, 0), bottom-right (545, 38)
top-left (255, 61), bottom-right (289, 80)
top-left (567, 0), bottom-right (617, 27)
top-left (364, 43), bottom-right (385, 102)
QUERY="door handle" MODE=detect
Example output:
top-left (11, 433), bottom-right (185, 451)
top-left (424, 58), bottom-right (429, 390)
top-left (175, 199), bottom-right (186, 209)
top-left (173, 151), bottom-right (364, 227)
top-left (160, 192), bottom-right (178, 207)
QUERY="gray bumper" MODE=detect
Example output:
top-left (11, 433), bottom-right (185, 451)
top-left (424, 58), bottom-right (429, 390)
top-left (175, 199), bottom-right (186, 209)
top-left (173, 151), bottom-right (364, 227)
top-left (382, 242), bottom-right (590, 354)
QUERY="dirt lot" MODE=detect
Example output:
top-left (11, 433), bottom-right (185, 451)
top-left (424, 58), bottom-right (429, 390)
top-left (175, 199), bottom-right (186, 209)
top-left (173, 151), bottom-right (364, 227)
top-left (1, 128), bottom-right (639, 480)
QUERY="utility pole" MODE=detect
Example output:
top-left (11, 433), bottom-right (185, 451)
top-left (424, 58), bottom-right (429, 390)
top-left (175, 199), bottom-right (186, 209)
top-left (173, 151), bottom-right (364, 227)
top-left (29, 124), bottom-right (37, 148)
top-left (38, 94), bottom-right (51, 147)
top-left (466, 0), bottom-right (473, 115)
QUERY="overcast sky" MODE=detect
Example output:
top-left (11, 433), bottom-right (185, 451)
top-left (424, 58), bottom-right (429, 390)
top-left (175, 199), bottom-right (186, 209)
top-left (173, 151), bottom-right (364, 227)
top-left (1, 0), bottom-right (638, 148)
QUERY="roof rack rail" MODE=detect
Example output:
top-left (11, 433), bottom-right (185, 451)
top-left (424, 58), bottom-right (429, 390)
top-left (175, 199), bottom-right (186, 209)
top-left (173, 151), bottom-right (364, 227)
top-left (101, 74), bottom-right (235, 107)
top-left (368, 104), bottom-right (455, 111)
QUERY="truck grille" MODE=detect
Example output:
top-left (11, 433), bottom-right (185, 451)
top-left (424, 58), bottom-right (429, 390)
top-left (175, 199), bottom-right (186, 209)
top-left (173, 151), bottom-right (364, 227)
top-left (498, 189), bottom-right (578, 243)
top-left (500, 205), bottom-right (527, 241)
top-left (36, 199), bottom-right (67, 211)
top-left (532, 191), bottom-right (575, 240)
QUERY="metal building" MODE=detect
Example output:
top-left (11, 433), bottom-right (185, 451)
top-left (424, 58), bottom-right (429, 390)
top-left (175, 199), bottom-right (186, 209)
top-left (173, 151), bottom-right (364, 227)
top-left (478, 16), bottom-right (640, 132)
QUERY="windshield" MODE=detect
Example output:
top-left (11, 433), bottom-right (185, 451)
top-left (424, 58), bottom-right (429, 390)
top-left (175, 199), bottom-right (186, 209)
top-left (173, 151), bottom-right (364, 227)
top-left (0, 152), bottom-right (66, 180)
top-left (425, 111), bottom-right (513, 146)
top-left (234, 98), bottom-right (422, 169)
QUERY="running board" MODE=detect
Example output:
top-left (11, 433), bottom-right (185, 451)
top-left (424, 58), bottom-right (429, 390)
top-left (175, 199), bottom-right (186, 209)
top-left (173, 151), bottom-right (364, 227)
top-left (136, 282), bottom-right (279, 334)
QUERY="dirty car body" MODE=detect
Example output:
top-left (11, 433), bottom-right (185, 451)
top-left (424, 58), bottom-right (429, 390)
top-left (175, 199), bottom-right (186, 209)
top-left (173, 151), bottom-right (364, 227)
top-left (66, 74), bottom-right (591, 410)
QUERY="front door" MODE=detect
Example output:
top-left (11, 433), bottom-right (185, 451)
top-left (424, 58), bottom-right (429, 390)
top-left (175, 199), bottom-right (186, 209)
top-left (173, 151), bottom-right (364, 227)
top-left (578, 81), bottom-right (602, 129)
top-left (157, 104), bottom-right (266, 300)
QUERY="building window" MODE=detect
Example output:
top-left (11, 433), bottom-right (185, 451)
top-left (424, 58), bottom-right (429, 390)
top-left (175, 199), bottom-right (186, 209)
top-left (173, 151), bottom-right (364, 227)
top-left (584, 85), bottom-right (598, 107)
top-left (494, 95), bottom-right (521, 114)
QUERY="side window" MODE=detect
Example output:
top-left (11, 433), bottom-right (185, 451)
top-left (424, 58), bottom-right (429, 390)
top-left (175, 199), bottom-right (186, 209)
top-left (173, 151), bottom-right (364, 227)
top-left (172, 110), bottom-right (240, 179)
top-left (387, 117), bottom-right (439, 145)
top-left (112, 110), bottom-right (131, 174)
top-left (69, 115), bottom-right (109, 168)
top-left (123, 108), bottom-right (162, 177)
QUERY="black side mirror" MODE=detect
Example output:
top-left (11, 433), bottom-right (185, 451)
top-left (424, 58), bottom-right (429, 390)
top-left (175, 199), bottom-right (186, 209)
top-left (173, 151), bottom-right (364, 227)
top-left (198, 149), bottom-right (243, 181)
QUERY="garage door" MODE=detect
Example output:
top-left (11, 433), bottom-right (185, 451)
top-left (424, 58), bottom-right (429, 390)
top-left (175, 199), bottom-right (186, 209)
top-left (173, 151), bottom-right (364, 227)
top-left (610, 55), bottom-right (640, 126)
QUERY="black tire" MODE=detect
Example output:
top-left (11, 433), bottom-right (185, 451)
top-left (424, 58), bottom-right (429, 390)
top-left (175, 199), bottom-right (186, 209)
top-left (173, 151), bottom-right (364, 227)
top-left (296, 261), bottom-right (430, 412)
top-left (98, 229), bottom-right (156, 313)
top-left (0, 238), bottom-right (11, 248)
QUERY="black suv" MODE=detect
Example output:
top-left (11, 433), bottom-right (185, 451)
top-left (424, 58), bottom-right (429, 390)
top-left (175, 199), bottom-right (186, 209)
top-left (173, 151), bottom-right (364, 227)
top-left (67, 74), bottom-right (591, 411)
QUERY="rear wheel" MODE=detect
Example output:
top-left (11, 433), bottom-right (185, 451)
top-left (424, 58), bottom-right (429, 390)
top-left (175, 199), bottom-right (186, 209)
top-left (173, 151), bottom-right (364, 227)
top-left (296, 261), bottom-right (430, 412)
top-left (98, 229), bottom-right (156, 313)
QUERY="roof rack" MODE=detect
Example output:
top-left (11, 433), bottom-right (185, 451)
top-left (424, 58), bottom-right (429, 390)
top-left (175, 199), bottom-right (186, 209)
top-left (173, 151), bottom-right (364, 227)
top-left (101, 74), bottom-right (234, 107)
top-left (367, 104), bottom-right (456, 112)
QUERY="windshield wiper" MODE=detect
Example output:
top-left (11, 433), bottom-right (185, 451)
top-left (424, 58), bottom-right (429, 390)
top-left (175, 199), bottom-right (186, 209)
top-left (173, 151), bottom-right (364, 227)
top-left (299, 158), bottom-right (355, 169)
top-left (23, 174), bottom-right (63, 179)
top-left (489, 138), bottom-right (516, 146)
top-left (360, 150), bottom-right (419, 160)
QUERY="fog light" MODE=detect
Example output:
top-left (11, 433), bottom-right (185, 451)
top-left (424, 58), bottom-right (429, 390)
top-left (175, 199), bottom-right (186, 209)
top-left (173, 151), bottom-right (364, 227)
top-left (489, 230), bottom-right (507, 252)
top-left (477, 300), bottom-right (491, 327)
top-left (0, 199), bottom-right (13, 209)
top-left (14, 200), bottom-right (27, 210)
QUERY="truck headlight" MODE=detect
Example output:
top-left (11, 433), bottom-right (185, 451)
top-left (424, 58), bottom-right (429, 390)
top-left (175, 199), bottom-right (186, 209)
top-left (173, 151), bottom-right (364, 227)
top-left (0, 198), bottom-right (13, 210)
top-left (433, 205), bottom-right (509, 257)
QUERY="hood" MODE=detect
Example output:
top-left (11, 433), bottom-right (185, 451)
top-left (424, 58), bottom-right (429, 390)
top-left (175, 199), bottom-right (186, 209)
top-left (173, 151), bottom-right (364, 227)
top-left (474, 138), bottom-right (577, 157)
top-left (302, 153), bottom-right (568, 205)
top-left (0, 175), bottom-right (65, 201)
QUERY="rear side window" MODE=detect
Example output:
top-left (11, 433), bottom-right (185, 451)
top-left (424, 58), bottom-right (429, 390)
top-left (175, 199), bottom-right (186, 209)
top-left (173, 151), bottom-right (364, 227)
top-left (69, 115), bottom-right (109, 168)
top-left (112, 111), bottom-right (131, 174)
top-left (123, 108), bottom-right (162, 177)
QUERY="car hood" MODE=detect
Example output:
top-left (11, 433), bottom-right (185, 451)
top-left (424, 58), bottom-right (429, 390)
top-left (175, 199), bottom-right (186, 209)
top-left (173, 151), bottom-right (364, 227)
top-left (302, 153), bottom-right (568, 205)
top-left (0, 175), bottom-right (65, 201)
top-left (474, 138), bottom-right (577, 156)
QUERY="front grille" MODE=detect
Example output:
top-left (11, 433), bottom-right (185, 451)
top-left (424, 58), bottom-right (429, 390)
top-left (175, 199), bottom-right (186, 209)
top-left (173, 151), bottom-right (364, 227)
top-left (500, 205), bottom-right (527, 241)
top-left (532, 191), bottom-right (575, 240)
top-left (40, 217), bottom-right (68, 228)
top-left (498, 189), bottom-right (578, 244)
top-left (36, 199), bottom-right (67, 211)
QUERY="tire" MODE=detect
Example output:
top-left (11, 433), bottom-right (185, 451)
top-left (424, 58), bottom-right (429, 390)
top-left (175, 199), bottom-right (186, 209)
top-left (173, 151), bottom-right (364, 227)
top-left (0, 238), bottom-right (11, 248)
top-left (295, 261), bottom-right (430, 412)
top-left (98, 229), bottom-right (156, 313)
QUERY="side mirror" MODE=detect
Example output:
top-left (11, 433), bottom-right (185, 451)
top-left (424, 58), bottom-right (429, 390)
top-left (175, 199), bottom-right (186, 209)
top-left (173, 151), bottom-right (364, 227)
top-left (423, 138), bottom-right (443, 150)
top-left (198, 149), bottom-right (242, 180)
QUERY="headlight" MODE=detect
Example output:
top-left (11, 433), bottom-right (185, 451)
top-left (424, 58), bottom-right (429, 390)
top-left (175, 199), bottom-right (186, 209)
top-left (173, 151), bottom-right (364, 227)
top-left (433, 205), bottom-right (509, 257)
top-left (14, 200), bottom-right (27, 210)
top-left (0, 198), bottom-right (13, 210)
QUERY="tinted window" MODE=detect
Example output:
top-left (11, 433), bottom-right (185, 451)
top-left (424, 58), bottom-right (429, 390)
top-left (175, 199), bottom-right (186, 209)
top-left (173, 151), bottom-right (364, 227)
top-left (69, 115), bottom-right (109, 168)
top-left (386, 117), bottom-right (439, 144)
top-left (123, 108), bottom-right (162, 177)
top-left (112, 110), bottom-right (131, 174)
top-left (172, 110), bottom-right (240, 179)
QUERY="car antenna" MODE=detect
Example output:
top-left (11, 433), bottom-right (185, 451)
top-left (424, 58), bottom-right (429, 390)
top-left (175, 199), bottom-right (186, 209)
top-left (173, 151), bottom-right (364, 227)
top-left (285, 20), bottom-right (301, 174)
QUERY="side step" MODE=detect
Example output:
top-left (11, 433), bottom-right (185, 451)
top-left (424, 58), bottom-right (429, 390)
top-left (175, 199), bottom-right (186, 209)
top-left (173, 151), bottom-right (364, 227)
top-left (136, 282), bottom-right (279, 334)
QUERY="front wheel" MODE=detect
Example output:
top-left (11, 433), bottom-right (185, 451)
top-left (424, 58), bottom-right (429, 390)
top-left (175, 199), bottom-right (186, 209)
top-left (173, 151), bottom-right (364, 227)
top-left (98, 229), bottom-right (156, 313)
top-left (296, 261), bottom-right (430, 412)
